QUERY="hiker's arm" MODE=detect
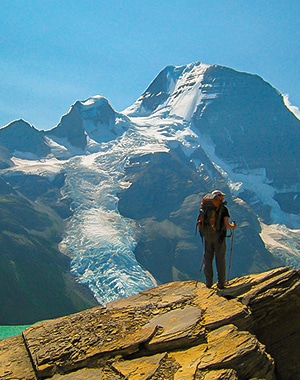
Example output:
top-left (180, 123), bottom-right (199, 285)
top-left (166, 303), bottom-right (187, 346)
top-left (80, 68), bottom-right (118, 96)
top-left (224, 216), bottom-right (236, 230)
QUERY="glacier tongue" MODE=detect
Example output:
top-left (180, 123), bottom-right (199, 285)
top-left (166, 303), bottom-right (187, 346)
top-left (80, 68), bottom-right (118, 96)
top-left (58, 113), bottom-right (208, 305)
top-left (59, 129), bottom-right (162, 304)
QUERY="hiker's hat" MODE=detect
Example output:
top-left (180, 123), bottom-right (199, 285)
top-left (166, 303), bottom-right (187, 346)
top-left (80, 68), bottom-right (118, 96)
top-left (212, 189), bottom-right (226, 197)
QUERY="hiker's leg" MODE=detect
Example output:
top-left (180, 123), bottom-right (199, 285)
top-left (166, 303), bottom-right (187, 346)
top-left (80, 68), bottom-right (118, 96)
top-left (215, 239), bottom-right (226, 288)
top-left (204, 238), bottom-right (214, 288)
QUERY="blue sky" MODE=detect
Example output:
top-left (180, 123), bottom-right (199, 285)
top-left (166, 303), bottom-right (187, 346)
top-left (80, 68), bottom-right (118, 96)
top-left (1, 0), bottom-right (299, 130)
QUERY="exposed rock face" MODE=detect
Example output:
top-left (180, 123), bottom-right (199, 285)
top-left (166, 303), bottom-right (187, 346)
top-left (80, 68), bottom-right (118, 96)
top-left (0, 267), bottom-right (299, 379)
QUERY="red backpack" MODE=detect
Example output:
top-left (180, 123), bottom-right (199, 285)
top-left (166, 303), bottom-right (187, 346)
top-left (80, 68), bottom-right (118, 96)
top-left (197, 193), bottom-right (223, 236)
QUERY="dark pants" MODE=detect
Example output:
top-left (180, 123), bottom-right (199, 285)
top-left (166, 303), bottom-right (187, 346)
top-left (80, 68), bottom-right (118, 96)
top-left (203, 232), bottom-right (226, 288)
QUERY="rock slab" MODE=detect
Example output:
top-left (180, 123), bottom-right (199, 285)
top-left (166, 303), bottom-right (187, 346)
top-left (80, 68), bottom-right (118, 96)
top-left (0, 267), bottom-right (299, 379)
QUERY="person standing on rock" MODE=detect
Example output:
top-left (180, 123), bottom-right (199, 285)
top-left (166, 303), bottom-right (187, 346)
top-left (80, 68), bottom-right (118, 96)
top-left (198, 190), bottom-right (237, 289)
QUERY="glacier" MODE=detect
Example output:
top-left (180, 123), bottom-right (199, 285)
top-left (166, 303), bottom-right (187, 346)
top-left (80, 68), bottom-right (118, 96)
top-left (58, 127), bottom-right (170, 304)
top-left (56, 111), bottom-right (201, 304)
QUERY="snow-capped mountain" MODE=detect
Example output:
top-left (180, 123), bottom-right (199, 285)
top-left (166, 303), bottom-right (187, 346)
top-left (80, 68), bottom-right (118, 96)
top-left (1, 62), bottom-right (300, 309)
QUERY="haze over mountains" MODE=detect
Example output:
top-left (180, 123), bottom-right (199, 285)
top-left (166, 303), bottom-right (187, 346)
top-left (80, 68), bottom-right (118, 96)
top-left (0, 62), bottom-right (299, 324)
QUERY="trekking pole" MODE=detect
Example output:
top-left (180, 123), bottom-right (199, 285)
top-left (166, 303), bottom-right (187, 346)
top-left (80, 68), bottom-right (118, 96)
top-left (195, 238), bottom-right (205, 287)
top-left (227, 230), bottom-right (235, 282)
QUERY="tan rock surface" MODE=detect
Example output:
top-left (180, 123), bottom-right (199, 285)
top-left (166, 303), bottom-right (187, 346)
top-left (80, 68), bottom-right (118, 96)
top-left (112, 352), bottom-right (167, 379)
top-left (0, 334), bottom-right (36, 380)
top-left (0, 267), bottom-right (299, 379)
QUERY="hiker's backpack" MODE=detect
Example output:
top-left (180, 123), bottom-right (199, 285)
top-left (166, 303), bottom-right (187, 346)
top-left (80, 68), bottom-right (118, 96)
top-left (197, 193), bottom-right (223, 237)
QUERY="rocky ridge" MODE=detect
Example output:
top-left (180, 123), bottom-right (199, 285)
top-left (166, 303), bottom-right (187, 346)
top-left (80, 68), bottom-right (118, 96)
top-left (0, 266), bottom-right (299, 379)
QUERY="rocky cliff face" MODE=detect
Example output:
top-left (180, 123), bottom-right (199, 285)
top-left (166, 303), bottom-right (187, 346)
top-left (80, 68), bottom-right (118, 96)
top-left (0, 267), bottom-right (299, 379)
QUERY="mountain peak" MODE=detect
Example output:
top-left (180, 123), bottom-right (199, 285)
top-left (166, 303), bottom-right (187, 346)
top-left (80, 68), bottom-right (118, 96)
top-left (75, 95), bottom-right (130, 142)
top-left (0, 118), bottom-right (35, 132)
top-left (0, 119), bottom-right (50, 159)
top-left (124, 62), bottom-right (212, 118)
top-left (46, 95), bottom-right (130, 153)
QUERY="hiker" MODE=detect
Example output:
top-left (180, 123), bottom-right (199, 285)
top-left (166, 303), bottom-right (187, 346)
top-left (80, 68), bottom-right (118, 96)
top-left (199, 190), bottom-right (236, 289)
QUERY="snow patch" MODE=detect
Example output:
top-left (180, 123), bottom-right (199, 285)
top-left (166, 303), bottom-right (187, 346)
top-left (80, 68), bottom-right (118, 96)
top-left (9, 156), bottom-right (66, 179)
top-left (260, 222), bottom-right (300, 267)
top-left (283, 94), bottom-right (300, 120)
top-left (194, 132), bottom-right (300, 228)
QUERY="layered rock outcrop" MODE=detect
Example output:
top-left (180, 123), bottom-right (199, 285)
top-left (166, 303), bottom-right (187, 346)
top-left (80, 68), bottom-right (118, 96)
top-left (0, 267), bottom-right (299, 379)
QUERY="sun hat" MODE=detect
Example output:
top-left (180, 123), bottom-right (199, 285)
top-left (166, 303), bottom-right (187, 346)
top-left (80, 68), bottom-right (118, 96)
top-left (212, 189), bottom-right (226, 197)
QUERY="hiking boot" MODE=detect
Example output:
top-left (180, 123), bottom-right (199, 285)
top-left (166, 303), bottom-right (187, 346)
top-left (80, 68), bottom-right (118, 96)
top-left (217, 283), bottom-right (225, 289)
